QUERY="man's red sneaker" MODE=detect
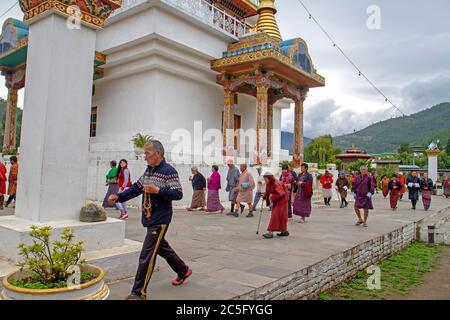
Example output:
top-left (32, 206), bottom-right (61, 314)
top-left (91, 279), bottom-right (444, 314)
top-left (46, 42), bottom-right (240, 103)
top-left (172, 268), bottom-right (192, 286)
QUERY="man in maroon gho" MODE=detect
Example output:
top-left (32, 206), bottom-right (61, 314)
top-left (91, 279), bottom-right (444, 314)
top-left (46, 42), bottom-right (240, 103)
top-left (353, 166), bottom-right (374, 228)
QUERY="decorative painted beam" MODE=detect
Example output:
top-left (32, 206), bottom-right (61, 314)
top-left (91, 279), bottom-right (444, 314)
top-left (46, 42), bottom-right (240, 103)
top-left (19, 0), bottom-right (122, 29)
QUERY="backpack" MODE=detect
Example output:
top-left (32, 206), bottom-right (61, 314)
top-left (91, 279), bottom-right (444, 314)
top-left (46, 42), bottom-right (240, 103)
top-left (304, 174), bottom-right (313, 198)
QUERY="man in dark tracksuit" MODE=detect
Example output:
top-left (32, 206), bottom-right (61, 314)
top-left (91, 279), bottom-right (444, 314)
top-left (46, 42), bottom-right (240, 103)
top-left (109, 140), bottom-right (192, 300)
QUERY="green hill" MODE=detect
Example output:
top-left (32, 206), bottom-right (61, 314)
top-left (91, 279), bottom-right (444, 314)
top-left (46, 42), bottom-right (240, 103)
top-left (0, 97), bottom-right (23, 147)
top-left (334, 103), bottom-right (450, 153)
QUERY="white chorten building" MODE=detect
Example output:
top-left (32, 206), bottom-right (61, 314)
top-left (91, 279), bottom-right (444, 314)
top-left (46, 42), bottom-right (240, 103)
top-left (0, 0), bottom-right (325, 207)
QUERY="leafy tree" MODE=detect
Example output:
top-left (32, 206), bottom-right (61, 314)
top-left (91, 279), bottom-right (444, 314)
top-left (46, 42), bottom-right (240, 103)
top-left (398, 143), bottom-right (411, 154)
top-left (438, 151), bottom-right (450, 169)
top-left (279, 160), bottom-right (298, 169)
top-left (375, 165), bottom-right (399, 188)
top-left (304, 135), bottom-right (336, 169)
top-left (446, 137), bottom-right (450, 154)
top-left (346, 159), bottom-right (372, 173)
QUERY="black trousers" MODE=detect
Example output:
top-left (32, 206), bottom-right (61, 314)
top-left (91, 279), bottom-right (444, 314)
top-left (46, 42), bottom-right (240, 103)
top-left (6, 194), bottom-right (15, 206)
top-left (132, 224), bottom-right (188, 298)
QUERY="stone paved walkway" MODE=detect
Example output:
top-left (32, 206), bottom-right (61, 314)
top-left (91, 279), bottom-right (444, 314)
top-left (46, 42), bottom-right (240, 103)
top-left (103, 194), bottom-right (450, 300)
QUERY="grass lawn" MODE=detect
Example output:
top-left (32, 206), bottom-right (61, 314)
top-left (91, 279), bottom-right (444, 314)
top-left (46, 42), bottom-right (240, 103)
top-left (317, 241), bottom-right (443, 300)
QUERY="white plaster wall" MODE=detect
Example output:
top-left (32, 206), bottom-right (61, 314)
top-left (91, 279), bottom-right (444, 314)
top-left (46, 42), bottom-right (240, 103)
top-left (97, 3), bottom-right (232, 60)
top-left (86, 1), bottom-right (292, 205)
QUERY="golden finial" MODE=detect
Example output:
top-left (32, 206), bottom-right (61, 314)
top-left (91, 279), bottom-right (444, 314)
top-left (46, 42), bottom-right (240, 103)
top-left (255, 0), bottom-right (282, 41)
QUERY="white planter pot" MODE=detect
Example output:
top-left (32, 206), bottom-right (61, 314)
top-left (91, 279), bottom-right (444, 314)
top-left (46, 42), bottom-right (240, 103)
top-left (1, 264), bottom-right (109, 300)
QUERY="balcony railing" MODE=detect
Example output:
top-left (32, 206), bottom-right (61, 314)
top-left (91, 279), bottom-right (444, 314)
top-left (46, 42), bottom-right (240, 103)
top-left (109, 0), bottom-right (254, 39)
top-left (164, 0), bottom-right (254, 38)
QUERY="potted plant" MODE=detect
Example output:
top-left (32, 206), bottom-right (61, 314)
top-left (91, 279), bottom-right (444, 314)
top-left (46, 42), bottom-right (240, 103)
top-left (2, 146), bottom-right (18, 160)
top-left (131, 133), bottom-right (153, 157)
top-left (1, 226), bottom-right (109, 300)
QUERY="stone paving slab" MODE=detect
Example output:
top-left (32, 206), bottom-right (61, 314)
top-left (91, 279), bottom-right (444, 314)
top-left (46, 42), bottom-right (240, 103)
top-left (106, 195), bottom-right (450, 300)
top-left (1, 196), bottom-right (449, 300)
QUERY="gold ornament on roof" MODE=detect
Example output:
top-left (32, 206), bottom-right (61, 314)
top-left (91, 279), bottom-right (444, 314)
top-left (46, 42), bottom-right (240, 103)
top-left (255, 0), bottom-right (282, 41)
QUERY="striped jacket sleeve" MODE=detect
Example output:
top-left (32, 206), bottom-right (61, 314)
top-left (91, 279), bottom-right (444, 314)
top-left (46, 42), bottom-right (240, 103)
top-left (159, 167), bottom-right (183, 201)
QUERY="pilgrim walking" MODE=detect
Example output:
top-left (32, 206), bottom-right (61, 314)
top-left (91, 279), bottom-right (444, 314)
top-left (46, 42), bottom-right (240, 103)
top-left (226, 160), bottom-right (241, 216)
top-left (102, 160), bottom-right (119, 208)
top-left (335, 172), bottom-right (349, 208)
top-left (0, 161), bottom-right (7, 210)
top-left (206, 165), bottom-right (225, 213)
top-left (388, 174), bottom-right (402, 210)
top-left (398, 172), bottom-right (406, 200)
top-left (252, 167), bottom-right (266, 212)
top-left (443, 176), bottom-right (450, 199)
top-left (280, 164), bottom-right (295, 218)
top-left (420, 172), bottom-right (434, 211)
top-left (381, 175), bottom-right (390, 198)
top-left (320, 170), bottom-right (333, 206)
top-left (353, 166), bottom-right (374, 227)
top-left (109, 140), bottom-right (191, 300)
top-left (407, 171), bottom-right (421, 210)
top-left (263, 172), bottom-right (289, 239)
top-left (5, 156), bottom-right (18, 208)
top-left (116, 159), bottom-right (132, 220)
top-left (293, 163), bottom-right (314, 223)
top-left (235, 164), bottom-right (255, 217)
top-left (187, 167), bottom-right (206, 212)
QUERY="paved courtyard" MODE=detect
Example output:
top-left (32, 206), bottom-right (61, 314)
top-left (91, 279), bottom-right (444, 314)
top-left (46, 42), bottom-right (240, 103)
top-left (1, 195), bottom-right (448, 300)
top-left (103, 194), bottom-right (450, 300)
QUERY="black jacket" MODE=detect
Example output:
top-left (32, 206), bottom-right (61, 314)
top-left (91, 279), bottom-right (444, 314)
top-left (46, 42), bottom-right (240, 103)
top-left (118, 159), bottom-right (183, 227)
top-left (192, 173), bottom-right (207, 190)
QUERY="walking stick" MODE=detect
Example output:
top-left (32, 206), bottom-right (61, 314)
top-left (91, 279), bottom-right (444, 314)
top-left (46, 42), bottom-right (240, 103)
top-left (256, 195), bottom-right (265, 236)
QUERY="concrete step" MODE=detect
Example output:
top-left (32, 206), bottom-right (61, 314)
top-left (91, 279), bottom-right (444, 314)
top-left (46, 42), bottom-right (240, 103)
top-left (435, 221), bottom-right (450, 245)
top-left (0, 257), bottom-right (18, 279)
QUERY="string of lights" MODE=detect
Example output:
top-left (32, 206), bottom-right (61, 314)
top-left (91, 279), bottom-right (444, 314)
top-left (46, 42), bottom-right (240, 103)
top-left (296, 0), bottom-right (406, 117)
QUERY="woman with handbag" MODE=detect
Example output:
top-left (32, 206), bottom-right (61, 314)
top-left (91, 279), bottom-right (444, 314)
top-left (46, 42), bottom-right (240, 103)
top-left (293, 163), bottom-right (314, 223)
top-left (102, 160), bottom-right (119, 208)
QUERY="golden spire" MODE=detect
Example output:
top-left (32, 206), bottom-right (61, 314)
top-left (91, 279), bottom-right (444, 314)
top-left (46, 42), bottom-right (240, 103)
top-left (255, 0), bottom-right (282, 41)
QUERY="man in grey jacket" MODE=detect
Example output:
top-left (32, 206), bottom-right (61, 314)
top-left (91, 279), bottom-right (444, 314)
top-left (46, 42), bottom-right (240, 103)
top-left (225, 159), bottom-right (241, 216)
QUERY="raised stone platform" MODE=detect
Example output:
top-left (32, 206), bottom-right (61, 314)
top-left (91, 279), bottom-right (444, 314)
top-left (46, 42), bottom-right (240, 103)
top-left (1, 196), bottom-right (449, 299)
top-left (0, 209), bottom-right (142, 282)
top-left (0, 216), bottom-right (127, 261)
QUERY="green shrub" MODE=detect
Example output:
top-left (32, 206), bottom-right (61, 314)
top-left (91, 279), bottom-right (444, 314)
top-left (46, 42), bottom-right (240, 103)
top-left (14, 226), bottom-right (87, 287)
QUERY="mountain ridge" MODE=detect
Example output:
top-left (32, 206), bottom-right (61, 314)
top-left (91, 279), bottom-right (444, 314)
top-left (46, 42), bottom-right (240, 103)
top-left (333, 102), bottom-right (450, 153)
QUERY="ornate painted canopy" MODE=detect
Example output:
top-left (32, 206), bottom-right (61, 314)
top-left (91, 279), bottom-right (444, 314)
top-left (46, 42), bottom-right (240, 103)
top-left (18, 0), bottom-right (122, 29)
top-left (211, 33), bottom-right (325, 99)
top-left (0, 18), bottom-right (28, 72)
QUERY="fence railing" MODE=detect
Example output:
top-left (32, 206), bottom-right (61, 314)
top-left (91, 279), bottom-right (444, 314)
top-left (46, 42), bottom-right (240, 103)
top-left (109, 0), bottom-right (254, 38)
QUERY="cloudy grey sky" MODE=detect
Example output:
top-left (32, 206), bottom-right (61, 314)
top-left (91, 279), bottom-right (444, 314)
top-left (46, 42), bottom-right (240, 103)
top-left (0, 0), bottom-right (449, 138)
top-left (276, 0), bottom-right (450, 137)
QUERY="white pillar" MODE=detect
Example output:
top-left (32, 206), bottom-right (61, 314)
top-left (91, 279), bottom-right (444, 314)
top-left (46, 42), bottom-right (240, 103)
top-left (15, 14), bottom-right (96, 223)
top-left (427, 149), bottom-right (440, 185)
